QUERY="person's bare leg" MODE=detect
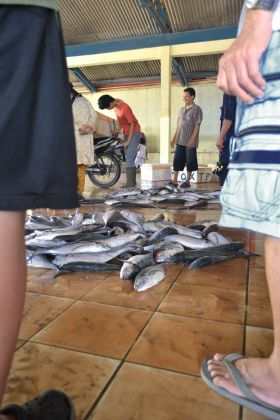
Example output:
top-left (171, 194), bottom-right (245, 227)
top-left (0, 212), bottom-right (26, 405)
top-left (172, 171), bottom-right (178, 184)
top-left (186, 170), bottom-right (192, 183)
top-left (208, 235), bottom-right (280, 408)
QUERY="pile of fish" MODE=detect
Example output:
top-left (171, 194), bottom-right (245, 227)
top-left (25, 209), bottom-right (254, 292)
top-left (103, 185), bottom-right (220, 209)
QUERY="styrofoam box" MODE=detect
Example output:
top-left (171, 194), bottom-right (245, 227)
top-left (141, 163), bottom-right (172, 181)
top-left (172, 167), bottom-right (213, 183)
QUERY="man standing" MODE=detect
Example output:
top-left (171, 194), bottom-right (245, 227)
top-left (0, 1), bottom-right (77, 418)
top-left (98, 94), bottom-right (141, 188)
top-left (201, 0), bottom-right (280, 418)
top-left (169, 87), bottom-right (203, 188)
top-left (216, 93), bottom-right (237, 186)
top-left (71, 86), bottom-right (96, 200)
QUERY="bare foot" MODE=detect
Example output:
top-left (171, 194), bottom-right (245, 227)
top-left (207, 353), bottom-right (280, 408)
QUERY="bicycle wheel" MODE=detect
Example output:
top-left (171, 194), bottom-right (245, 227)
top-left (87, 153), bottom-right (121, 188)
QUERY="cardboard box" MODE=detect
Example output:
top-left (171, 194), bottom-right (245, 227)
top-left (94, 112), bottom-right (119, 137)
top-left (173, 167), bottom-right (213, 183)
top-left (141, 163), bottom-right (172, 181)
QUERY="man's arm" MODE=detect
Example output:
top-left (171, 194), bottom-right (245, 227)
top-left (123, 123), bottom-right (135, 148)
top-left (188, 123), bottom-right (201, 149)
top-left (217, 8), bottom-right (274, 102)
top-left (216, 119), bottom-right (233, 151)
top-left (171, 126), bottom-right (179, 147)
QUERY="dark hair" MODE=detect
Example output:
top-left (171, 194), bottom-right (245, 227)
top-left (184, 87), bottom-right (196, 98)
top-left (98, 94), bottom-right (115, 109)
top-left (140, 132), bottom-right (146, 145)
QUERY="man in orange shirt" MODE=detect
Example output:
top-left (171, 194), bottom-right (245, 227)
top-left (98, 95), bottom-right (141, 188)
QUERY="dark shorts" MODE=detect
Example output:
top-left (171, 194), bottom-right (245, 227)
top-left (0, 6), bottom-right (78, 210)
top-left (173, 144), bottom-right (198, 172)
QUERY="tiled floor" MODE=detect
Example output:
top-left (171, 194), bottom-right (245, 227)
top-left (3, 177), bottom-right (273, 419)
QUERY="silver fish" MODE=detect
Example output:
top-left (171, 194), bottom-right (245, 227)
top-left (53, 244), bottom-right (143, 266)
top-left (103, 210), bottom-right (121, 226)
top-left (34, 226), bottom-right (82, 241)
top-left (26, 253), bottom-right (56, 269)
top-left (207, 231), bottom-right (232, 246)
top-left (164, 234), bottom-right (214, 250)
top-left (134, 264), bottom-right (166, 291)
top-left (97, 233), bottom-right (144, 248)
top-left (146, 227), bottom-right (178, 245)
top-left (38, 241), bottom-right (111, 255)
top-left (154, 241), bottom-right (185, 263)
top-left (120, 253), bottom-right (155, 280)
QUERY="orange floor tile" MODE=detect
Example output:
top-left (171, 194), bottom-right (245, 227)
top-left (3, 178), bottom-right (273, 419)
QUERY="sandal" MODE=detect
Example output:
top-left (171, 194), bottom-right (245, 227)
top-left (0, 389), bottom-right (75, 420)
top-left (180, 181), bottom-right (191, 188)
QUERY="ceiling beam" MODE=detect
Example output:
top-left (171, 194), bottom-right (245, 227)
top-left (139, 0), bottom-right (187, 85)
top-left (65, 25), bottom-right (237, 58)
top-left (139, 0), bottom-right (172, 33)
top-left (70, 68), bottom-right (96, 92)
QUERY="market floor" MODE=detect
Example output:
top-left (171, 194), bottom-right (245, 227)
top-left (3, 175), bottom-right (272, 420)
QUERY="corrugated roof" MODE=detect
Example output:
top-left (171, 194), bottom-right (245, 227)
top-left (61, 0), bottom-right (242, 87)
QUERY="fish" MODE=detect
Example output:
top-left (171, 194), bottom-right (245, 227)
top-left (54, 262), bottom-right (122, 277)
top-left (96, 233), bottom-right (144, 248)
top-left (26, 253), bottom-right (56, 269)
top-left (207, 231), bottom-right (232, 246)
top-left (153, 241), bottom-right (185, 263)
top-left (184, 199), bottom-right (208, 209)
top-left (165, 183), bottom-right (179, 193)
top-left (105, 199), bottom-right (157, 208)
top-left (69, 210), bottom-right (84, 226)
top-left (25, 238), bottom-right (68, 249)
top-left (171, 224), bottom-right (204, 239)
top-left (164, 234), bottom-right (214, 250)
top-left (134, 264), bottom-right (166, 291)
top-left (50, 216), bottom-right (71, 228)
top-left (103, 210), bottom-right (121, 226)
top-left (33, 226), bottom-right (83, 241)
top-left (188, 253), bottom-right (242, 270)
top-left (53, 244), bottom-right (143, 266)
top-left (163, 241), bottom-right (245, 264)
top-left (37, 241), bottom-right (111, 255)
top-left (120, 253), bottom-right (155, 280)
top-left (145, 226), bottom-right (178, 245)
top-left (145, 213), bottom-right (165, 223)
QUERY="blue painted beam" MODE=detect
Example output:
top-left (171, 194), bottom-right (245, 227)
top-left (139, 0), bottom-right (172, 33)
top-left (65, 25), bottom-right (238, 57)
top-left (70, 68), bottom-right (96, 92)
top-left (140, 0), bottom-right (187, 85)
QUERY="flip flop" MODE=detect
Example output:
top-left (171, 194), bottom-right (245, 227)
top-left (201, 353), bottom-right (280, 420)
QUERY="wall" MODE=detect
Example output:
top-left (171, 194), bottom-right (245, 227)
top-left (84, 80), bottom-right (223, 167)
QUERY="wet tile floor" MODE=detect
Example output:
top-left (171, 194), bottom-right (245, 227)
top-left (3, 177), bottom-right (272, 420)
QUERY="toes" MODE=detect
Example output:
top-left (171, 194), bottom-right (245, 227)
top-left (213, 376), bottom-right (243, 397)
top-left (213, 353), bottom-right (226, 361)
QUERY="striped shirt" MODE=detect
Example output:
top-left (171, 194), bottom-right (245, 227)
top-left (175, 103), bottom-right (203, 147)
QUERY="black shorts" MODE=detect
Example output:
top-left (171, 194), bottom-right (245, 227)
top-left (173, 145), bottom-right (198, 172)
top-left (0, 6), bottom-right (78, 210)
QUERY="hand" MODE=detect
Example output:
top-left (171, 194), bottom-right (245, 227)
top-left (171, 139), bottom-right (175, 148)
top-left (217, 9), bottom-right (273, 103)
top-left (187, 139), bottom-right (196, 149)
top-left (79, 124), bottom-right (95, 135)
top-left (122, 140), bottom-right (130, 148)
top-left (112, 129), bottom-right (119, 136)
top-left (216, 135), bottom-right (224, 151)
